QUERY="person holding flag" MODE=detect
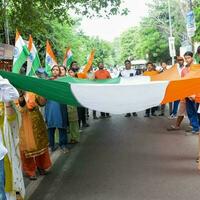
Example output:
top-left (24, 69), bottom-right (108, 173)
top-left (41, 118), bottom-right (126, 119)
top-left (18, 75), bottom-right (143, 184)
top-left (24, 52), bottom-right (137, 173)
top-left (18, 91), bottom-right (51, 180)
top-left (94, 62), bottom-right (111, 118)
top-left (45, 65), bottom-right (69, 153)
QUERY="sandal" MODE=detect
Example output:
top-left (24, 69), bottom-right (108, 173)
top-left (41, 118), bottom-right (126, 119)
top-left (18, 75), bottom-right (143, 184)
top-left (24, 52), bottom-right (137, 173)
top-left (69, 140), bottom-right (79, 144)
top-left (167, 125), bottom-right (180, 131)
top-left (37, 168), bottom-right (48, 175)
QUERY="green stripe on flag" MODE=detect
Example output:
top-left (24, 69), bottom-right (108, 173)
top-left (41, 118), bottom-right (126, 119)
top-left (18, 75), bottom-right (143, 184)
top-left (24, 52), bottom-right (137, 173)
top-left (67, 56), bottom-right (73, 67)
top-left (23, 45), bottom-right (30, 56)
top-left (28, 54), bottom-right (41, 76)
top-left (57, 76), bottom-right (120, 84)
top-left (0, 70), bottom-right (80, 106)
top-left (12, 51), bottom-right (29, 73)
top-left (45, 64), bottom-right (52, 76)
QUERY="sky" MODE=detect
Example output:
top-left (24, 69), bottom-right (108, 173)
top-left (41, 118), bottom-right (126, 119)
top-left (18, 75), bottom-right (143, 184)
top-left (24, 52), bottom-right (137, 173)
top-left (80, 0), bottom-right (148, 41)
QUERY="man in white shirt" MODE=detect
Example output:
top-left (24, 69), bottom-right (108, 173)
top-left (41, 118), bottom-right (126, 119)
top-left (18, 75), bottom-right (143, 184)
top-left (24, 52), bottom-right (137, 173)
top-left (120, 59), bottom-right (136, 78)
top-left (120, 60), bottom-right (137, 117)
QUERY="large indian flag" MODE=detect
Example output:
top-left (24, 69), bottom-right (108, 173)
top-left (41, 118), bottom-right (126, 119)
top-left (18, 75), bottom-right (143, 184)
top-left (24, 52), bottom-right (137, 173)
top-left (27, 35), bottom-right (41, 76)
top-left (45, 40), bottom-right (57, 75)
top-left (2, 64), bottom-right (200, 114)
top-left (12, 31), bottom-right (30, 73)
top-left (63, 47), bottom-right (73, 68)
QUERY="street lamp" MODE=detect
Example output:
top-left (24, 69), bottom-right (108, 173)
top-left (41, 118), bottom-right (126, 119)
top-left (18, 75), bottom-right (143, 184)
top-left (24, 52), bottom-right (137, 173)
top-left (3, 0), bottom-right (10, 44)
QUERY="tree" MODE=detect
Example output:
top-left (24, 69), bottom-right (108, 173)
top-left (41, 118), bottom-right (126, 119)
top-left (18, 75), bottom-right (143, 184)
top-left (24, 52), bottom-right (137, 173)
top-left (0, 0), bottom-right (120, 67)
top-left (119, 0), bottom-right (187, 63)
top-left (0, 0), bottom-right (128, 44)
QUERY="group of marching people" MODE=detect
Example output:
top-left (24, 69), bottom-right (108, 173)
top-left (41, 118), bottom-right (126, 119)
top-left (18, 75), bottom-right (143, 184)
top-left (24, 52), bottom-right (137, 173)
top-left (117, 48), bottom-right (200, 170)
top-left (0, 64), bottom-right (79, 199)
top-left (0, 59), bottom-right (116, 200)
top-left (143, 48), bottom-right (200, 169)
top-left (1, 46), bottom-right (200, 200)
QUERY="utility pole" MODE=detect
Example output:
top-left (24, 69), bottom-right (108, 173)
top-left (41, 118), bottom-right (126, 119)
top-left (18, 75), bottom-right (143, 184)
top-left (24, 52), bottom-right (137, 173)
top-left (188, 0), bottom-right (193, 10)
top-left (168, 0), bottom-right (173, 39)
top-left (186, 0), bottom-right (195, 51)
top-left (168, 0), bottom-right (175, 65)
top-left (3, 0), bottom-right (10, 44)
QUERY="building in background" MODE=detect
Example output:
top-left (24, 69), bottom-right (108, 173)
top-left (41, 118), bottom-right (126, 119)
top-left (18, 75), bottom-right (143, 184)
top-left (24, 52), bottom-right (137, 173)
top-left (0, 43), bottom-right (14, 71)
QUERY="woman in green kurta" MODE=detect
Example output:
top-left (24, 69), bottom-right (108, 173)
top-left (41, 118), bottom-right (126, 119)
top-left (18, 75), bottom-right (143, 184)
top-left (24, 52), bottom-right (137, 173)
top-left (67, 105), bottom-right (80, 143)
top-left (68, 68), bottom-right (80, 144)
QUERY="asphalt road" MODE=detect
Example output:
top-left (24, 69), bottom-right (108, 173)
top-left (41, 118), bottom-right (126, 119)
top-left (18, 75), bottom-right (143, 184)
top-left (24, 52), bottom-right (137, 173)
top-left (29, 112), bottom-right (200, 200)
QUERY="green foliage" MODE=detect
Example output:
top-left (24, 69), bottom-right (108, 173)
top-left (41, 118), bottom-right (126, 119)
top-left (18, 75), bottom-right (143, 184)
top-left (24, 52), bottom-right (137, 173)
top-left (0, 0), bottom-right (121, 67)
top-left (111, 38), bottom-right (121, 65)
top-left (0, 0), bottom-right (127, 43)
top-left (118, 0), bottom-right (186, 64)
top-left (25, 20), bottom-right (114, 68)
top-left (193, 0), bottom-right (200, 42)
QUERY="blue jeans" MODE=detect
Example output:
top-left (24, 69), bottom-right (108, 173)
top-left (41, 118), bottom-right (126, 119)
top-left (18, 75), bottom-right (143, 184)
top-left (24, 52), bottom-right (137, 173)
top-left (0, 159), bottom-right (6, 200)
top-left (48, 128), bottom-right (68, 149)
top-left (196, 103), bottom-right (200, 126)
top-left (186, 98), bottom-right (199, 132)
top-left (171, 100), bottom-right (180, 115)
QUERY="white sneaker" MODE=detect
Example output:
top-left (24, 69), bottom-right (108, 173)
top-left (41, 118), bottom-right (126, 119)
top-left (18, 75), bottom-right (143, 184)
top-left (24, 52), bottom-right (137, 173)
top-left (185, 130), bottom-right (199, 136)
top-left (61, 147), bottom-right (70, 154)
top-left (168, 114), bottom-right (176, 119)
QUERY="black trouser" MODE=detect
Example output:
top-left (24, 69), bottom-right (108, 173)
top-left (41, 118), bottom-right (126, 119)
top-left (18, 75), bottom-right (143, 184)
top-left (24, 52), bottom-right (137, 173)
top-left (161, 103), bottom-right (173, 115)
top-left (145, 107), bottom-right (156, 115)
top-left (100, 112), bottom-right (110, 117)
top-left (93, 110), bottom-right (97, 118)
top-left (77, 107), bottom-right (87, 127)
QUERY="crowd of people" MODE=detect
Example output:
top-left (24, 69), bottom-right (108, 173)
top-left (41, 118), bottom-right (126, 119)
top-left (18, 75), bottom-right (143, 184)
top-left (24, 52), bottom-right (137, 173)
top-left (1, 46), bottom-right (200, 200)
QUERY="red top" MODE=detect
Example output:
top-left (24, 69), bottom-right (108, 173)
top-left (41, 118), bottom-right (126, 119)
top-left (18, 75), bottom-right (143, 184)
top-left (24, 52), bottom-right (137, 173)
top-left (95, 69), bottom-right (111, 80)
top-left (181, 67), bottom-right (190, 77)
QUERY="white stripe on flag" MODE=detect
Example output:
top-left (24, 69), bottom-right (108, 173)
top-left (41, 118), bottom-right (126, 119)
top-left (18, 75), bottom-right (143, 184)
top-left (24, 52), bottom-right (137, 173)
top-left (71, 79), bottom-right (169, 114)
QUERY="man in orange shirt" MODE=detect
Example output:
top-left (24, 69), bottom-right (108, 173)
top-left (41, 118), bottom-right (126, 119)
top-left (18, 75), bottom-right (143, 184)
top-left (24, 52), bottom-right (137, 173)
top-left (143, 61), bottom-right (159, 76)
top-left (95, 62), bottom-right (111, 79)
top-left (95, 62), bottom-right (111, 118)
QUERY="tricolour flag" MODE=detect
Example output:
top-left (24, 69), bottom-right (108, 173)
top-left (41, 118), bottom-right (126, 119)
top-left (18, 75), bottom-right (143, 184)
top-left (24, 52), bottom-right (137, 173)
top-left (3, 63), bottom-right (200, 117)
top-left (3, 64), bottom-right (200, 115)
top-left (63, 47), bottom-right (73, 68)
top-left (27, 35), bottom-right (41, 76)
top-left (12, 30), bottom-right (30, 73)
top-left (82, 49), bottom-right (95, 73)
top-left (45, 40), bottom-right (57, 75)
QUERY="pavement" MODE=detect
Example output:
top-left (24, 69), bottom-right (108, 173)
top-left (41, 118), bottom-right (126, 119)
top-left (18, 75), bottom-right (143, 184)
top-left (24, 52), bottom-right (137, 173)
top-left (28, 112), bottom-right (200, 200)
